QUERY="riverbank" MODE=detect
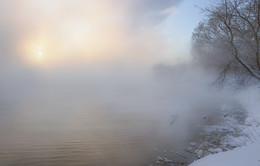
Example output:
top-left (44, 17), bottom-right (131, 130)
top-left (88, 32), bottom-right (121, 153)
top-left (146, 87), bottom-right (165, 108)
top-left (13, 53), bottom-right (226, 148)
top-left (189, 135), bottom-right (260, 166)
top-left (189, 86), bottom-right (260, 166)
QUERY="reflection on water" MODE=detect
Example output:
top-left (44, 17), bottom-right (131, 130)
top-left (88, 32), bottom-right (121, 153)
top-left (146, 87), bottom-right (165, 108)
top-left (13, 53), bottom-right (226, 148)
top-left (0, 99), bottom-right (190, 166)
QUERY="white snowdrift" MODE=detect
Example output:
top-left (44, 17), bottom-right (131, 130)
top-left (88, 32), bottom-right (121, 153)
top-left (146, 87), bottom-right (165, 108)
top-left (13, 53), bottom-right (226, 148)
top-left (189, 140), bottom-right (260, 166)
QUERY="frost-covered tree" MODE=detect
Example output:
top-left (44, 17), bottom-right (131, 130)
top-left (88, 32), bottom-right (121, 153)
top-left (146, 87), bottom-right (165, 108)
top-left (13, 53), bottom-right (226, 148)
top-left (192, 0), bottom-right (260, 83)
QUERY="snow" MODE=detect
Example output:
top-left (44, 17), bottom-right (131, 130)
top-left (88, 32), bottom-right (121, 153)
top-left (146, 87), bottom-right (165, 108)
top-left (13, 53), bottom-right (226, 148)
top-left (189, 140), bottom-right (260, 166)
top-left (156, 156), bottom-right (173, 164)
top-left (190, 142), bottom-right (196, 146)
top-left (189, 85), bottom-right (260, 166)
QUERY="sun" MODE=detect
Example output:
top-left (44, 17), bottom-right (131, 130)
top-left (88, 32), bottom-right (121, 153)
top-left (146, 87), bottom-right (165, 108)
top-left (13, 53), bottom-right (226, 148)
top-left (37, 51), bottom-right (43, 58)
top-left (38, 51), bottom-right (42, 56)
top-left (36, 51), bottom-right (44, 60)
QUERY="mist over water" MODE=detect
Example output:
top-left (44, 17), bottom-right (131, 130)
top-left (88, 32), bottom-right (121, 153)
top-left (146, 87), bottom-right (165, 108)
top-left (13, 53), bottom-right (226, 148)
top-left (0, 0), bottom-right (241, 165)
top-left (0, 63), bottom-right (240, 166)
top-left (0, 65), bottom-right (172, 166)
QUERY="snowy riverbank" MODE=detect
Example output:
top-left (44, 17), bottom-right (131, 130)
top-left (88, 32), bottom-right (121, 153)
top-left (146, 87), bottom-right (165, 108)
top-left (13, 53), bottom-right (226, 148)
top-left (189, 86), bottom-right (260, 166)
top-left (189, 137), bottom-right (260, 166)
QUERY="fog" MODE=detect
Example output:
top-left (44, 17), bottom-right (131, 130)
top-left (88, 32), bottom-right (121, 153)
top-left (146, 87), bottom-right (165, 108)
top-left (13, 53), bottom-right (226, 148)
top-left (0, 0), bottom-right (186, 68)
top-left (0, 62), bottom-right (241, 165)
top-left (0, 0), bottom-right (241, 165)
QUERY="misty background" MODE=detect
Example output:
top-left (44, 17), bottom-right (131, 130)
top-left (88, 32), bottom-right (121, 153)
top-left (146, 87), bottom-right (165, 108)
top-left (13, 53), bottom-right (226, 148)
top-left (0, 0), bottom-right (249, 166)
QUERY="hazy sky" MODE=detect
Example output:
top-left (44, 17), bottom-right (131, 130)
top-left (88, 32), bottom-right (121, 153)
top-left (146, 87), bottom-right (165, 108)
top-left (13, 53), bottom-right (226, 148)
top-left (0, 0), bottom-right (213, 68)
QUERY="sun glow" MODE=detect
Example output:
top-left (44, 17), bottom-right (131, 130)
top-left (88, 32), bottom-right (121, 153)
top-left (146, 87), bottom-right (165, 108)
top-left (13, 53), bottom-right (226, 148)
top-left (37, 51), bottom-right (43, 58)
top-left (17, 35), bottom-right (51, 66)
top-left (18, 23), bottom-right (125, 67)
top-left (14, 1), bottom-right (135, 67)
top-left (38, 51), bottom-right (42, 56)
top-left (4, 0), bottom-right (177, 69)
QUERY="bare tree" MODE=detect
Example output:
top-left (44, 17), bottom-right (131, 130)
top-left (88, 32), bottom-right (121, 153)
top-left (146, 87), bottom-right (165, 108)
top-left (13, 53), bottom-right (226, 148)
top-left (192, 0), bottom-right (260, 82)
